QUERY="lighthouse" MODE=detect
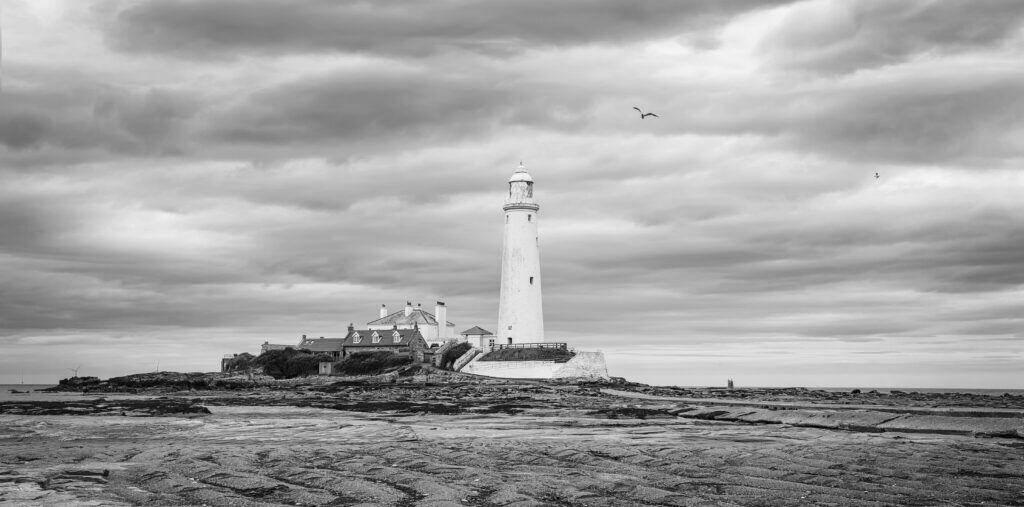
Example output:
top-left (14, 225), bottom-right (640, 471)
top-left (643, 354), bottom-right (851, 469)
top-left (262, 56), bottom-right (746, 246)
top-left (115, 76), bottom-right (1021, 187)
top-left (497, 162), bottom-right (545, 345)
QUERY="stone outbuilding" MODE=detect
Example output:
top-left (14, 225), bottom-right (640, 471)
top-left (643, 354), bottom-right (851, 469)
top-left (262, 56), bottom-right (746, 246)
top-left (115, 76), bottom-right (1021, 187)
top-left (460, 326), bottom-right (496, 349)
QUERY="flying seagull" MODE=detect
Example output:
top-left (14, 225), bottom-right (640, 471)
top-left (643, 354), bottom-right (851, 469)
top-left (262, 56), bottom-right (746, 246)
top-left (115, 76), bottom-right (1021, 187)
top-left (874, 172), bottom-right (880, 179)
top-left (633, 106), bottom-right (659, 119)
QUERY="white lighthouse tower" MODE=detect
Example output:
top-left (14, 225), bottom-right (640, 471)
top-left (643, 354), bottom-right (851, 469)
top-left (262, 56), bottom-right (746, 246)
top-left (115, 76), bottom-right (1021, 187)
top-left (497, 162), bottom-right (545, 345)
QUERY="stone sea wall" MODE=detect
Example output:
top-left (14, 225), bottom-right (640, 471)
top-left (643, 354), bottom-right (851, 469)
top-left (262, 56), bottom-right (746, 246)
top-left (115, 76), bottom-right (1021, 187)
top-left (461, 350), bottom-right (608, 379)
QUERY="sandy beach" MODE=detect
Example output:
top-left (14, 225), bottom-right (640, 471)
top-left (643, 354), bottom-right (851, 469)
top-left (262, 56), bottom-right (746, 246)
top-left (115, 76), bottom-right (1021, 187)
top-left (2, 378), bottom-right (1023, 506)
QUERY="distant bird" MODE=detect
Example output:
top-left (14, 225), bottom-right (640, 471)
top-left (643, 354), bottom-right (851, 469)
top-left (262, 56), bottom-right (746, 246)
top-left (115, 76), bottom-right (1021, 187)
top-left (633, 106), bottom-right (659, 119)
top-left (874, 172), bottom-right (880, 179)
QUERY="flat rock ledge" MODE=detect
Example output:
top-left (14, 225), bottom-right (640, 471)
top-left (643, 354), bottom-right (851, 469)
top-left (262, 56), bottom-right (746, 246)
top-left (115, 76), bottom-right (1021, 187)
top-left (0, 398), bottom-right (211, 417)
top-left (672, 405), bottom-right (1024, 438)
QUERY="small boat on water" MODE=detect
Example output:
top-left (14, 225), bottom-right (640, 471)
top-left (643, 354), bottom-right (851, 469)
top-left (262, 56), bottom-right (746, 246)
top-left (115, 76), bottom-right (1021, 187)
top-left (9, 389), bottom-right (29, 394)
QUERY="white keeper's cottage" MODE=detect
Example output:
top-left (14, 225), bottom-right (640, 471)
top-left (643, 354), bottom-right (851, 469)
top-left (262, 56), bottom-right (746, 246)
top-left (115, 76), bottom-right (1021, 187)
top-left (367, 301), bottom-right (456, 346)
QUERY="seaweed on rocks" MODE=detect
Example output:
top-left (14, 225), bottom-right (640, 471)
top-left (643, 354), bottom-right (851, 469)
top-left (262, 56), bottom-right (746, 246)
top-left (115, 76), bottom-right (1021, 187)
top-left (0, 398), bottom-right (211, 416)
top-left (587, 406), bottom-right (676, 419)
top-left (326, 400), bottom-right (463, 415)
top-left (475, 403), bottom-right (538, 415)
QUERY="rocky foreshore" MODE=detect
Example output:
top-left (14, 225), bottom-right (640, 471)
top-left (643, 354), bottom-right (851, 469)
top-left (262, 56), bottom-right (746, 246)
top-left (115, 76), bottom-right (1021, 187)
top-left (3, 373), bottom-right (1023, 505)
top-left (615, 383), bottom-right (1024, 409)
top-left (41, 371), bottom-right (1024, 409)
top-left (13, 372), bottom-right (1024, 439)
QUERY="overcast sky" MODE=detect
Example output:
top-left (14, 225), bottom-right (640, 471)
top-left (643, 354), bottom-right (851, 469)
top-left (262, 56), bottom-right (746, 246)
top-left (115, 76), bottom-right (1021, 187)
top-left (2, 0), bottom-right (1023, 387)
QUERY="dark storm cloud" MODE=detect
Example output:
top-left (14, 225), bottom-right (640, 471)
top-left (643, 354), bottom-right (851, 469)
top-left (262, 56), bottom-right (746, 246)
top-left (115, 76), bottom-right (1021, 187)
top-left (758, 0), bottom-right (1024, 74)
top-left (788, 75), bottom-right (1024, 164)
top-left (3, 59), bottom-right (596, 168)
top-left (100, 0), bottom-right (790, 58)
top-left (208, 68), bottom-right (509, 146)
top-left (0, 192), bottom-right (79, 254)
top-left (195, 64), bottom-right (601, 165)
top-left (0, 111), bottom-right (53, 149)
top-left (680, 68), bottom-right (1024, 164)
top-left (721, 204), bottom-right (1024, 294)
top-left (91, 88), bottom-right (199, 153)
top-left (0, 77), bottom-right (200, 164)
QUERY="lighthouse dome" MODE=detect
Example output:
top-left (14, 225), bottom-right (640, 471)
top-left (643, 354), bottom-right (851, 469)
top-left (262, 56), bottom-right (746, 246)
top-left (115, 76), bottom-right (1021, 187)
top-left (508, 162), bottom-right (533, 183)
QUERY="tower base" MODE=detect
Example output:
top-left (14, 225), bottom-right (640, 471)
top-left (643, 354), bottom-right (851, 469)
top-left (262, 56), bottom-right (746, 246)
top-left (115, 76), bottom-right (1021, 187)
top-left (460, 349), bottom-right (609, 380)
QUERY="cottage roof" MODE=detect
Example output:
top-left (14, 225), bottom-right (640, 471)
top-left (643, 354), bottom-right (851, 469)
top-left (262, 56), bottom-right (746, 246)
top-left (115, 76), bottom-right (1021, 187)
top-left (460, 326), bottom-right (494, 336)
top-left (343, 328), bottom-right (426, 347)
top-left (296, 337), bottom-right (346, 353)
top-left (367, 308), bottom-right (454, 328)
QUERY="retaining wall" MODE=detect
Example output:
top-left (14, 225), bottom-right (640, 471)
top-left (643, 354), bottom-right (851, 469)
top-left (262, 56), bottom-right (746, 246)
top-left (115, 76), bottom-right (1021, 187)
top-left (553, 351), bottom-right (609, 379)
top-left (461, 349), bottom-right (609, 379)
top-left (452, 347), bottom-right (481, 371)
top-left (431, 341), bottom-right (456, 367)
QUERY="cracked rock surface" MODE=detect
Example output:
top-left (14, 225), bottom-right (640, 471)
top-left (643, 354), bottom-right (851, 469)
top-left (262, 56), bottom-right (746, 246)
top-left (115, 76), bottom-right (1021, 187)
top-left (2, 380), bottom-right (1023, 505)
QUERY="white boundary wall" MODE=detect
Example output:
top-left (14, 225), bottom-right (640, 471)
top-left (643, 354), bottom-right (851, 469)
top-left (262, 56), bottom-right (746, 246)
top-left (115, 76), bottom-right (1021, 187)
top-left (452, 347), bottom-right (480, 371)
top-left (461, 350), bottom-right (609, 379)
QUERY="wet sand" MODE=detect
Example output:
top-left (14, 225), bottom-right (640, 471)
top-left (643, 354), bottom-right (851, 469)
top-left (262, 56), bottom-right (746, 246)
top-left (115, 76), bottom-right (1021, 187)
top-left (2, 380), bottom-right (1023, 505)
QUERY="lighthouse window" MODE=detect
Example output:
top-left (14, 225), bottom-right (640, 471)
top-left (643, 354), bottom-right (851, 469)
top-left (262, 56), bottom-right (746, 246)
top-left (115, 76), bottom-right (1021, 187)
top-left (506, 215), bottom-right (509, 223)
top-left (527, 214), bottom-right (532, 222)
top-left (529, 276), bottom-right (534, 285)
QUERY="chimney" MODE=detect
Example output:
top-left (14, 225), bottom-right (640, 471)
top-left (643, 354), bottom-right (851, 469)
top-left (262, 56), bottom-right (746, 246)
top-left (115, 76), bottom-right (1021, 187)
top-left (434, 300), bottom-right (447, 340)
top-left (404, 301), bottom-right (413, 317)
top-left (379, 304), bottom-right (387, 319)
top-left (347, 323), bottom-right (354, 333)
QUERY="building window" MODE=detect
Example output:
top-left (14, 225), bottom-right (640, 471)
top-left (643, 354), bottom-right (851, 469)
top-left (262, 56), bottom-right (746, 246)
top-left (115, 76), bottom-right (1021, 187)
top-left (372, 331), bottom-right (381, 343)
top-left (527, 214), bottom-right (532, 222)
top-left (506, 215), bottom-right (509, 223)
top-left (393, 331), bottom-right (402, 343)
top-left (488, 338), bottom-right (495, 347)
top-left (529, 276), bottom-right (534, 285)
top-left (352, 333), bottom-right (362, 344)
top-left (507, 337), bottom-right (513, 344)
